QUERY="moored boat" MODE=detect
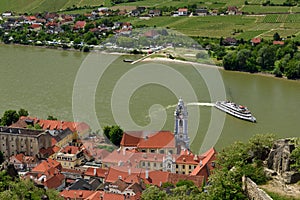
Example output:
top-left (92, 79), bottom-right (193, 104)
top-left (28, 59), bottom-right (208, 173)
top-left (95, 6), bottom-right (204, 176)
top-left (214, 101), bottom-right (256, 123)
top-left (123, 59), bottom-right (134, 63)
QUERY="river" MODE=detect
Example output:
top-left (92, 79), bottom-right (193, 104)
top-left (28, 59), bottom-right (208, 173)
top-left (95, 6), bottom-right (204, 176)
top-left (1, 44), bottom-right (299, 153)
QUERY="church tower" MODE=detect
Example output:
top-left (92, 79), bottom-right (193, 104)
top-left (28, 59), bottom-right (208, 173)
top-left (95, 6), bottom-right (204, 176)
top-left (174, 98), bottom-right (190, 153)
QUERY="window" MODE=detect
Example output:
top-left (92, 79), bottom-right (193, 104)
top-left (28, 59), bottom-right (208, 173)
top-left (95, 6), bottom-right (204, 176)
top-left (150, 149), bottom-right (155, 153)
top-left (141, 150), bottom-right (146, 152)
top-left (189, 165), bottom-right (192, 169)
top-left (147, 162), bottom-right (150, 167)
top-left (182, 165), bottom-right (185, 169)
top-left (176, 164), bottom-right (178, 169)
top-left (169, 150), bottom-right (173, 154)
top-left (154, 163), bottom-right (156, 167)
top-left (142, 162), bottom-right (145, 167)
top-left (159, 150), bottom-right (164, 154)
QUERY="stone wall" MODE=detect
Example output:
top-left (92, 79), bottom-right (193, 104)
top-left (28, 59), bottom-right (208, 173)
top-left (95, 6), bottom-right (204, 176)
top-left (242, 176), bottom-right (273, 200)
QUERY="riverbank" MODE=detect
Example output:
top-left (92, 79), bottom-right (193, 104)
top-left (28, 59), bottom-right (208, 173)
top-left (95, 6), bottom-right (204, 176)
top-left (141, 56), bottom-right (300, 81)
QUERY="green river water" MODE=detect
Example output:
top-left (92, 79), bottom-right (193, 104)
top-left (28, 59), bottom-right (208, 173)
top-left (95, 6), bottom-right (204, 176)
top-left (1, 44), bottom-right (300, 153)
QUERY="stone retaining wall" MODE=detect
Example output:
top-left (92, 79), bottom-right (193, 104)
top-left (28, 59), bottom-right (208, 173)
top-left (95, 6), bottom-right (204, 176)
top-left (242, 176), bottom-right (273, 200)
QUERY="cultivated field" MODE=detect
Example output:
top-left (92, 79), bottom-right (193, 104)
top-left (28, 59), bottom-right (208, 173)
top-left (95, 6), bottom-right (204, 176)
top-left (129, 14), bottom-right (300, 40)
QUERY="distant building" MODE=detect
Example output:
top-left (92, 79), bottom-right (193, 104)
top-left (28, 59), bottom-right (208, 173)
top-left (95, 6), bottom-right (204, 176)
top-left (195, 8), bottom-right (208, 16)
top-left (55, 145), bottom-right (85, 169)
top-left (149, 9), bottom-right (161, 17)
top-left (0, 127), bottom-right (52, 158)
top-left (120, 131), bottom-right (176, 154)
top-left (178, 8), bottom-right (188, 16)
top-left (251, 37), bottom-right (261, 46)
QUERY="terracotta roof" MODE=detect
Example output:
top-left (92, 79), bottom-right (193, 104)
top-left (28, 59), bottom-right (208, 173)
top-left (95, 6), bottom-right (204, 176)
top-left (44, 173), bottom-right (65, 189)
top-left (102, 149), bottom-right (166, 168)
top-left (167, 173), bottom-right (204, 188)
top-left (60, 190), bottom-right (94, 199)
top-left (251, 37), bottom-right (261, 44)
top-left (31, 158), bottom-right (61, 175)
top-left (176, 149), bottom-right (200, 165)
top-left (14, 116), bottom-right (90, 133)
top-left (105, 166), bottom-right (169, 186)
top-left (27, 16), bottom-right (36, 21)
top-left (273, 41), bottom-right (284, 45)
top-left (61, 145), bottom-right (80, 154)
top-left (30, 24), bottom-right (41, 29)
top-left (85, 167), bottom-right (108, 178)
top-left (14, 153), bottom-right (24, 163)
top-left (39, 145), bottom-right (60, 156)
top-left (110, 179), bottom-right (129, 192)
top-left (190, 147), bottom-right (217, 179)
top-left (138, 131), bottom-right (175, 148)
top-left (178, 8), bottom-right (188, 12)
top-left (74, 20), bottom-right (86, 29)
top-left (121, 131), bottom-right (175, 149)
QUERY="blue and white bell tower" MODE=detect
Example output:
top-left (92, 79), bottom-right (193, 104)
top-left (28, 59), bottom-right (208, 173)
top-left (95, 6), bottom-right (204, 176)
top-left (174, 98), bottom-right (190, 153)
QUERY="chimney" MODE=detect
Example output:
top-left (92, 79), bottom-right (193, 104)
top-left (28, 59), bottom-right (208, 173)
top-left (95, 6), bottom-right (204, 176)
top-left (145, 169), bottom-right (149, 179)
top-left (128, 168), bottom-right (131, 175)
top-left (199, 160), bottom-right (203, 166)
top-left (118, 175), bottom-right (122, 180)
top-left (94, 168), bottom-right (97, 176)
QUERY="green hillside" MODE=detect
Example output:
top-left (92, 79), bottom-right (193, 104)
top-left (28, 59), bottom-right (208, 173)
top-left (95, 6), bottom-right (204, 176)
top-left (0, 0), bottom-right (290, 13)
top-left (0, 0), bottom-right (105, 13)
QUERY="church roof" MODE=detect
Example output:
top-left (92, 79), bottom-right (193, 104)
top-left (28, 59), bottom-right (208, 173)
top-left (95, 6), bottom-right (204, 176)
top-left (120, 131), bottom-right (175, 149)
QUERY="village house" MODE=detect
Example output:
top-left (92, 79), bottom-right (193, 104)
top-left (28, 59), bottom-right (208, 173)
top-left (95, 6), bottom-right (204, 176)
top-left (178, 8), bottom-right (188, 16)
top-left (0, 126), bottom-right (52, 158)
top-left (251, 37), bottom-right (262, 46)
top-left (148, 9), bottom-right (161, 17)
top-left (9, 153), bottom-right (37, 170)
top-left (195, 8), bottom-right (208, 16)
top-left (11, 116), bottom-right (90, 138)
top-left (55, 145), bottom-right (85, 169)
top-left (26, 158), bottom-right (65, 190)
top-left (227, 6), bottom-right (238, 15)
top-left (120, 130), bottom-right (177, 154)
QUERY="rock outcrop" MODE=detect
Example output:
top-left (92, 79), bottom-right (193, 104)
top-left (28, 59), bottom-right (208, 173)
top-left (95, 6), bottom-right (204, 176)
top-left (265, 138), bottom-right (300, 184)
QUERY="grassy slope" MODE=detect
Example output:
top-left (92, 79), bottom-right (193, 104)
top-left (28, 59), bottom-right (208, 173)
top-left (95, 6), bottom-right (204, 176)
top-left (0, 0), bottom-right (299, 40)
top-left (0, 0), bottom-right (105, 13)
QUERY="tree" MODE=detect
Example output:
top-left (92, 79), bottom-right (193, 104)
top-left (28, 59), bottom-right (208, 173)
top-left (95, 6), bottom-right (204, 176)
top-left (0, 152), bottom-right (4, 165)
top-left (141, 185), bottom-right (167, 200)
top-left (285, 59), bottom-right (300, 79)
top-left (273, 32), bottom-right (280, 41)
top-left (47, 115), bottom-right (57, 120)
top-left (18, 108), bottom-right (29, 117)
top-left (223, 52), bottom-right (237, 70)
top-left (103, 125), bottom-right (124, 146)
top-left (291, 144), bottom-right (300, 172)
top-left (1, 110), bottom-right (19, 126)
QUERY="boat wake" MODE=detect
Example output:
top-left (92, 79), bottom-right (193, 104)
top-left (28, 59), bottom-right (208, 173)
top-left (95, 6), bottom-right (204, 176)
top-left (187, 102), bottom-right (215, 107)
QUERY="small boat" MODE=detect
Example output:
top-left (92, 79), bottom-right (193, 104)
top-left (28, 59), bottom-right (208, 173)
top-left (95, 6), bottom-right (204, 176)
top-left (214, 101), bottom-right (256, 123)
top-left (123, 59), bottom-right (134, 63)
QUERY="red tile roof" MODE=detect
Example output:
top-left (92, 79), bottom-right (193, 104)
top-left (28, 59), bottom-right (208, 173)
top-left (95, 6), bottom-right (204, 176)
top-left (39, 145), bottom-right (60, 156)
top-left (190, 147), bottom-right (217, 180)
top-left (61, 145), bottom-right (80, 154)
top-left (30, 24), bottom-right (41, 29)
top-left (121, 131), bottom-right (175, 149)
top-left (60, 190), bottom-right (95, 199)
top-left (31, 158), bottom-right (61, 175)
top-left (44, 173), bottom-right (65, 189)
top-left (13, 116), bottom-right (90, 133)
top-left (105, 166), bottom-right (169, 186)
top-left (178, 8), bottom-right (188, 12)
top-left (251, 37), bottom-right (261, 44)
top-left (168, 173), bottom-right (204, 187)
top-left (176, 149), bottom-right (200, 165)
top-left (74, 21), bottom-right (86, 29)
top-left (273, 41), bottom-right (284, 45)
top-left (85, 167), bottom-right (108, 178)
